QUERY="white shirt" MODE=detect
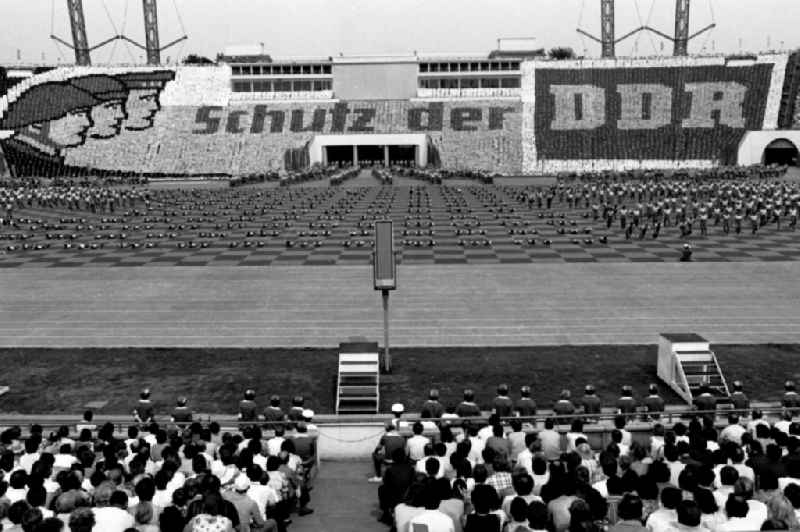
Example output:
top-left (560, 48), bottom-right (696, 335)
top-left (408, 509), bottom-right (456, 532)
top-left (6, 487), bottom-right (26, 503)
top-left (646, 507), bottom-right (678, 532)
top-left (19, 453), bottom-right (40, 474)
top-left (416, 457), bottom-right (447, 479)
top-left (719, 424), bottom-right (747, 445)
top-left (247, 483), bottom-right (280, 520)
top-left (406, 435), bottom-right (431, 462)
top-left (467, 436), bottom-right (486, 465)
top-left (267, 437), bottom-right (285, 456)
top-left (54, 453), bottom-right (78, 469)
top-left (152, 489), bottom-right (172, 509)
top-left (92, 506), bottom-right (135, 532)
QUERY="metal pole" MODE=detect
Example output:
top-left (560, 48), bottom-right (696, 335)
top-left (382, 289), bottom-right (391, 373)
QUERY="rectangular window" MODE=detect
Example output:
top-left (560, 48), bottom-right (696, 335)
top-left (232, 80), bottom-right (252, 92)
top-left (443, 78), bottom-right (459, 89)
top-left (511, 62), bottom-right (521, 70)
top-left (313, 79), bottom-right (329, 91)
top-left (459, 62), bottom-right (469, 71)
top-left (481, 77), bottom-right (499, 88)
top-left (280, 65), bottom-right (291, 75)
top-left (232, 66), bottom-right (242, 76)
top-left (470, 62), bottom-right (479, 71)
top-left (293, 80), bottom-right (312, 91)
top-left (490, 62), bottom-right (500, 71)
top-left (274, 79), bottom-right (291, 92)
top-left (429, 63), bottom-right (440, 72)
top-left (312, 65), bottom-right (322, 74)
top-left (323, 64), bottom-right (332, 74)
top-left (253, 80), bottom-right (271, 92)
top-left (461, 78), bottom-right (479, 89)
top-left (480, 62), bottom-right (490, 71)
top-left (301, 65), bottom-right (311, 74)
top-left (419, 63), bottom-right (429, 73)
top-left (449, 62), bottom-right (458, 72)
top-left (291, 65), bottom-right (301, 74)
top-left (241, 66), bottom-right (252, 75)
top-left (500, 77), bottom-right (521, 88)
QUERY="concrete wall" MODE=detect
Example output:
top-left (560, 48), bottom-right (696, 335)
top-left (737, 130), bottom-right (800, 165)
top-left (333, 62), bottom-right (419, 100)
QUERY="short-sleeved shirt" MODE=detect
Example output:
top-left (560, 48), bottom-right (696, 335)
top-left (379, 432), bottom-right (406, 461)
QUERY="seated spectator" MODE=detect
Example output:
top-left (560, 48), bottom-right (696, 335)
top-left (465, 484), bottom-right (502, 532)
top-left (506, 496), bottom-right (531, 532)
top-left (502, 473), bottom-right (540, 519)
top-left (394, 476), bottom-right (428, 532)
top-left (645, 486), bottom-right (681, 532)
top-left (718, 494), bottom-right (757, 531)
top-left (185, 492), bottom-right (234, 532)
top-left (673, 499), bottom-right (704, 532)
top-left (527, 500), bottom-right (548, 532)
top-left (694, 488), bottom-right (725, 531)
top-left (92, 487), bottom-right (135, 531)
top-left (437, 478), bottom-right (465, 532)
top-left (408, 483), bottom-right (455, 532)
top-left (762, 494), bottom-right (800, 530)
top-left (609, 493), bottom-right (646, 532)
top-left (732, 477), bottom-right (767, 527)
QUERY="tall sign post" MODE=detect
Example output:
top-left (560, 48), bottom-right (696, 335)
top-left (373, 220), bottom-right (397, 373)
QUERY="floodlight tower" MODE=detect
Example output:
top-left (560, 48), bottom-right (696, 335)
top-left (600, 0), bottom-right (615, 58)
top-left (577, 0), bottom-right (616, 58)
top-left (142, 0), bottom-right (162, 65)
top-left (674, 0), bottom-right (691, 56)
top-left (67, 0), bottom-right (91, 65)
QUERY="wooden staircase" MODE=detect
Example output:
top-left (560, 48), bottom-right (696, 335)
top-left (336, 341), bottom-right (379, 414)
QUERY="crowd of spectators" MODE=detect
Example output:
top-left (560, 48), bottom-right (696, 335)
top-left (0, 389), bottom-right (321, 532)
top-left (372, 382), bottom-right (800, 532)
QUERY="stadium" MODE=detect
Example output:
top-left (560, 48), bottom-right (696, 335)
top-left (2, 0), bottom-right (800, 531)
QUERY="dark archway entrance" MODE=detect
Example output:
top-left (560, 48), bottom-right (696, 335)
top-left (325, 145), bottom-right (354, 167)
top-left (388, 145), bottom-right (416, 166)
top-left (356, 145), bottom-right (384, 166)
top-left (763, 138), bottom-right (799, 166)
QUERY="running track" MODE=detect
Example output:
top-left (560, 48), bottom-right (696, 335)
top-left (1, 262), bottom-right (799, 347)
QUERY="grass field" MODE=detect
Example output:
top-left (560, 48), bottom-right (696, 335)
top-left (0, 344), bottom-right (797, 415)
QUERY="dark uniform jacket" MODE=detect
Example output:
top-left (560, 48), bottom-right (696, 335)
top-left (420, 400), bottom-right (444, 419)
top-left (492, 396), bottom-right (514, 418)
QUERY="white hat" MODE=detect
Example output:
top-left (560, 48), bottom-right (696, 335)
top-left (391, 403), bottom-right (404, 413)
top-left (302, 409), bottom-right (314, 419)
top-left (234, 475), bottom-right (250, 491)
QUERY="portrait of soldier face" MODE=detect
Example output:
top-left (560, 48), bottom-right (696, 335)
top-left (124, 89), bottom-right (160, 131)
top-left (44, 108), bottom-right (93, 148)
top-left (89, 100), bottom-right (127, 139)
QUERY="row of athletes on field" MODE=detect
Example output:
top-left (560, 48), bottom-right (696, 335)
top-left (515, 179), bottom-right (800, 237)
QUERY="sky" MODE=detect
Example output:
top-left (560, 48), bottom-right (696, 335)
top-left (0, 0), bottom-right (797, 64)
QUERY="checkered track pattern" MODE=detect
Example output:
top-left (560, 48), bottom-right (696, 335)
top-left (2, 183), bottom-right (800, 266)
